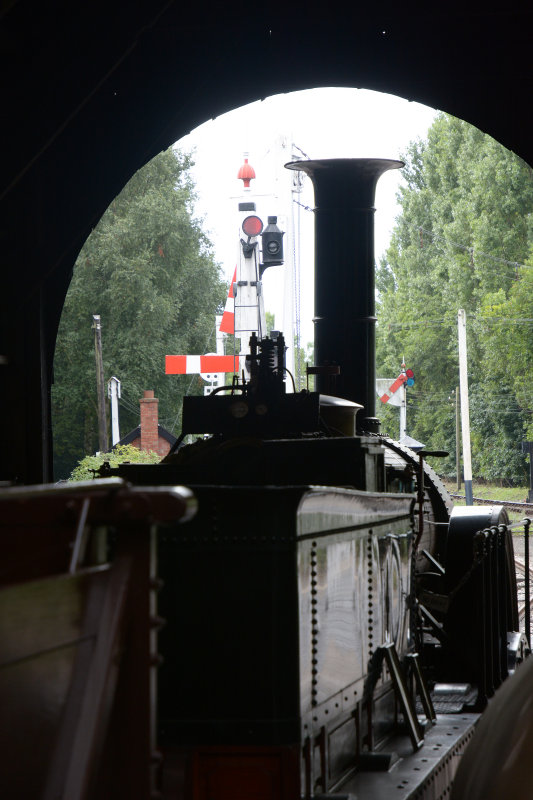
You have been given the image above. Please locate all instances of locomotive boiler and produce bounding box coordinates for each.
[114,159,522,798]
[0,159,524,799]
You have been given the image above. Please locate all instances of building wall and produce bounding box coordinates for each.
[128,434,172,459]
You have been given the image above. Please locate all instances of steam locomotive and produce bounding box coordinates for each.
[0,159,525,799]
[115,159,523,798]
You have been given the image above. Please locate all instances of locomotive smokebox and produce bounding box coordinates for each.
[285,158,403,432]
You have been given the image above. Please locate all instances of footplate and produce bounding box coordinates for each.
[336,713,479,800]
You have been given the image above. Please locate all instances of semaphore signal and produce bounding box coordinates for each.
[378,362,415,441]
[165,154,285,394]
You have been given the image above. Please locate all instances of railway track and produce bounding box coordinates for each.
[450,492,533,515]
[515,556,533,627]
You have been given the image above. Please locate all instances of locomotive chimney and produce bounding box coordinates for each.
[285,158,403,432]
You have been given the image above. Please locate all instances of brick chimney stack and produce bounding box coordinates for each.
[139,390,159,454]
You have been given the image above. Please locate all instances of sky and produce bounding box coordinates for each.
[176,88,437,346]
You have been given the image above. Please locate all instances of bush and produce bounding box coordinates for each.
[68,444,160,481]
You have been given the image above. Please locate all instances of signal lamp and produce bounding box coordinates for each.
[242,215,263,237]
[405,368,415,387]
[261,216,284,270]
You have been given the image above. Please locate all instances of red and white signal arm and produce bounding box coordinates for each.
[165,354,238,375]
[219,267,237,335]
[380,373,407,404]
[200,353,223,382]
[379,367,415,404]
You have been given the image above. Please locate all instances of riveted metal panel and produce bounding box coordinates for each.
[339,714,479,800]
[296,489,414,791]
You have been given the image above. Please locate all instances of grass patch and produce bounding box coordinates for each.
[442,480,529,504]
[439,478,530,527]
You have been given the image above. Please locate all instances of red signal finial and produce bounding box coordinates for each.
[237,153,256,190]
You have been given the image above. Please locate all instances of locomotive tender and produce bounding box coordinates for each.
[116,159,522,798]
[0,159,523,799]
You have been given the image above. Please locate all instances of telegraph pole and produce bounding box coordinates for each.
[92,314,108,452]
[455,386,461,491]
[458,309,473,505]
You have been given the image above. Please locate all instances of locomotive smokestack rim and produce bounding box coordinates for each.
[284,158,405,200]
[285,157,405,173]
[284,158,404,431]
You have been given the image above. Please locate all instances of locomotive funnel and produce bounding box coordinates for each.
[285,158,403,432]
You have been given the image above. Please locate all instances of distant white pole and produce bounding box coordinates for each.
[107,376,121,446]
[215,314,225,389]
[400,380,407,440]
[458,309,473,505]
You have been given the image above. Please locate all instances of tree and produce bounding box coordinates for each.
[376,114,533,483]
[52,148,226,479]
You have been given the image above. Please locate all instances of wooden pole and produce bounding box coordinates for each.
[92,315,108,453]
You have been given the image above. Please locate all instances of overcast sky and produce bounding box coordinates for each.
[176,88,437,344]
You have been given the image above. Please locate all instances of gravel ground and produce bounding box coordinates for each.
[512,530,532,643]
[513,530,531,562]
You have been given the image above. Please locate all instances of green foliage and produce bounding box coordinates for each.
[52,147,226,479]
[265,310,275,335]
[293,339,314,391]
[69,444,160,481]
[377,113,533,483]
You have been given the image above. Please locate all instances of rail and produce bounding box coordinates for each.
[451,492,533,514]
[510,517,533,649]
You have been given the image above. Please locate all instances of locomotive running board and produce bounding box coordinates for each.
[334,713,479,800]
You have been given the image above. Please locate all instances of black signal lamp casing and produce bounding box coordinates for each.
[261,216,284,271]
